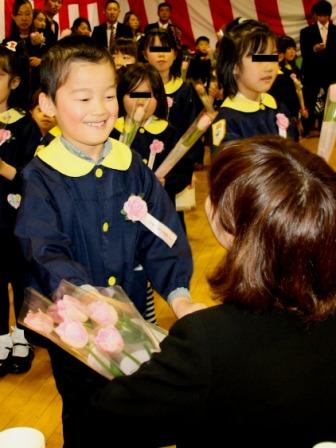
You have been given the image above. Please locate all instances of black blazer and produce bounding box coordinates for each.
[144,21,178,34]
[44,18,59,47]
[87,303,336,447]
[300,22,336,84]
[91,22,133,47]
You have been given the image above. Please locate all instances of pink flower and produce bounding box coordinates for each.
[122,195,148,221]
[0,129,11,146]
[166,96,173,109]
[276,113,289,130]
[196,113,212,132]
[94,326,124,354]
[56,295,89,322]
[87,301,118,326]
[24,310,54,334]
[54,320,89,348]
[47,303,64,324]
[149,139,164,154]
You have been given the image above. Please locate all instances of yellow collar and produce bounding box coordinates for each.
[37,137,132,177]
[49,125,62,137]
[0,108,24,124]
[221,92,277,112]
[164,77,184,94]
[115,116,168,135]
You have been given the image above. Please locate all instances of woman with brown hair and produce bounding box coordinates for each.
[87,135,336,448]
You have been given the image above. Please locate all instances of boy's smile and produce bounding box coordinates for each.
[50,60,118,161]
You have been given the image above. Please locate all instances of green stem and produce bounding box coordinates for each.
[88,347,124,377]
[122,349,142,366]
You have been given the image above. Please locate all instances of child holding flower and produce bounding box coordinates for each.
[15,35,203,448]
[113,62,194,322]
[0,44,41,377]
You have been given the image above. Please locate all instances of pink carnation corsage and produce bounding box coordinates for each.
[0,129,12,146]
[276,113,289,138]
[122,195,177,247]
[148,139,164,170]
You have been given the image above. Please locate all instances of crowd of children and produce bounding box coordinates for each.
[0,0,332,445]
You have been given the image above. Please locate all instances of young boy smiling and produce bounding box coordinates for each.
[15,35,203,447]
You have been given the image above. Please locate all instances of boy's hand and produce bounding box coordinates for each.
[171,296,207,319]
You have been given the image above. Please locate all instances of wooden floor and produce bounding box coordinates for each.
[0,139,320,447]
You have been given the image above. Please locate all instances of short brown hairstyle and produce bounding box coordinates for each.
[208,136,336,321]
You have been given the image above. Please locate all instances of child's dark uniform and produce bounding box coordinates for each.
[15,137,192,447]
[210,93,297,152]
[112,116,191,201]
[165,77,203,177]
[0,109,41,335]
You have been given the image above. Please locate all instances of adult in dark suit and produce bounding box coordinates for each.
[144,2,181,42]
[300,0,336,135]
[86,136,336,448]
[42,0,62,46]
[91,0,132,48]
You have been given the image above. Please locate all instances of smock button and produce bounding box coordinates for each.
[95,168,103,178]
[139,127,145,133]
[102,222,109,232]
[142,158,148,165]
[108,276,116,286]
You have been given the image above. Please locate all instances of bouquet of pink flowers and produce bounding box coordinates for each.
[19,281,166,379]
[155,109,217,179]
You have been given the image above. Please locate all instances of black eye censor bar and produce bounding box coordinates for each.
[129,92,152,98]
[252,54,279,62]
[149,46,171,52]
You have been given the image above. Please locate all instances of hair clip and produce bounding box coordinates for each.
[5,41,17,52]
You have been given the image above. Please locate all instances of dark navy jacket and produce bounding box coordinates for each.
[15,137,192,314]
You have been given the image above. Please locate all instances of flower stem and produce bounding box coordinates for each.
[122,349,141,366]
[88,348,124,377]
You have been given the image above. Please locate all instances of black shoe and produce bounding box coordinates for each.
[9,343,34,374]
[0,348,12,377]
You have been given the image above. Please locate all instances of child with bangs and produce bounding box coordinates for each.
[210,19,297,153]
[142,28,203,229]
[15,35,204,448]
[0,44,40,377]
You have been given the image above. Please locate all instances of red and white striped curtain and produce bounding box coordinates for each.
[1,0,333,49]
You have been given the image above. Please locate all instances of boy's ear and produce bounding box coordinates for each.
[10,76,21,91]
[39,92,56,117]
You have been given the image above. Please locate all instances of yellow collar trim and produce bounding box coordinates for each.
[0,108,24,124]
[165,77,184,94]
[115,116,168,135]
[221,92,277,112]
[37,137,132,177]
[49,126,62,137]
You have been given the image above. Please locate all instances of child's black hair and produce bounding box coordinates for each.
[195,36,210,46]
[40,35,115,102]
[277,35,296,54]
[117,62,168,120]
[216,19,277,98]
[0,45,30,110]
[141,28,182,79]
[110,38,138,59]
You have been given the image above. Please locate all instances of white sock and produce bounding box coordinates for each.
[11,327,29,357]
[0,333,12,360]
